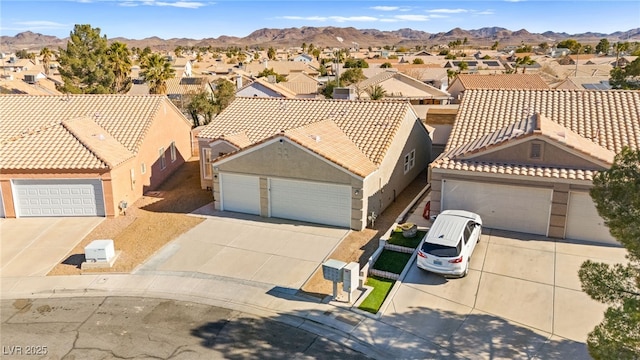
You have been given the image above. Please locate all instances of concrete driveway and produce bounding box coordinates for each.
[0,217,104,277]
[383,228,628,359]
[135,212,349,289]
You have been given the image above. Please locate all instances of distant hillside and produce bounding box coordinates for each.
[2,26,639,53]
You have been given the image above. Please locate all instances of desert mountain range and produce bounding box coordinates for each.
[2,26,639,52]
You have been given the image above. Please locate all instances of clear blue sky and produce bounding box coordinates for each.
[1,0,638,40]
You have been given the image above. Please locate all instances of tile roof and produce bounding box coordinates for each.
[238,78,298,98]
[0,95,179,170]
[432,89,640,180]
[198,97,414,176]
[165,77,212,96]
[356,71,450,99]
[452,74,550,90]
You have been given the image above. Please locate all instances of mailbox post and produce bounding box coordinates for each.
[342,262,360,303]
[322,259,346,300]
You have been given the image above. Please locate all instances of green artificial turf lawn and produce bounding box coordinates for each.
[387,230,427,248]
[358,276,395,314]
[372,249,413,274]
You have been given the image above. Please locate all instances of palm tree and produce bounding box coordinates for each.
[107,41,132,93]
[140,53,175,94]
[39,47,53,75]
[515,55,536,74]
[366,85,386,100]
[457,60,469,73]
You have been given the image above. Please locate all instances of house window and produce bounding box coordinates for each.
[404,149,416,174]
[530,142,544,160]
[159,147,166,170]
[141,163,146,174]
[202,148,213,179]
[170,141,177,162]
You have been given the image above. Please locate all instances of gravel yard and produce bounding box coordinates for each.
[48,159,213,275]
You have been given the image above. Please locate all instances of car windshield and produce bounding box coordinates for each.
[421,241,461,257]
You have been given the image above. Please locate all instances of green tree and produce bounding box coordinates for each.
[312,48,321,61]
[39,47,53,75]
[301,42,307,53]
[344,58,369,68]
[321,80,338,99]
[365,84,386,100]
[614,42,631,67]
[457,60,469,73]
[339,68,366,86]
[412,58,424,64]
[515,55,536,74]
[267,47,276,60]
[447,69,457,83]
[57,24,115,94]
[579,147,640,359]
[610,57,640,89]
[491,41,499,50]
[106,41,132,94]
[175,46,183,58]
[257,68,287,83]
[380,62,392,68]
[557,39,583,54]
[212,78,235,113]
[139,53,175,94]
[538,42,550,51]
[186,90,217,127]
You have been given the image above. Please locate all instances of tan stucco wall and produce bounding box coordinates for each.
[211,139,365,229]
[471,139,607,170]
[0,98,193,219]
[363,115,431,226]
[198,139,239,189]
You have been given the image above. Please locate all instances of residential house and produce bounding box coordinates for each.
[197,97,431,230]
[429,89,640,245]
[235,77,297,99]
[353,70,451,105]
[172,57,193,77]
[553,76,611,90]
[447,73,550,103]
[165,76,214,111]
[293,54,314,63]
[278,72,322,99]
[0,95,193,218]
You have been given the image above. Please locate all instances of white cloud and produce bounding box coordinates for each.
[371,6,399,11]
[118,0,207,8]
[1,20,70,33]
[428,8,469,14]
[394,14,431,21]
[281,15,377,23]
[475,10,495,15]
[504,0,525,2]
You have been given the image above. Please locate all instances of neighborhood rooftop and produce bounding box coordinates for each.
[433,89,640,181]
[0,94,183,170]
[197,97,414,169]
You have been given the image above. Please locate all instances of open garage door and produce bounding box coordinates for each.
[442,179,552,235]
[566,192,618,245]
[13,179,105,217]
[269,178,351,228]
[220,173,261,215]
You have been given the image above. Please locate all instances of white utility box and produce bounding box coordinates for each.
[84,239,115,262]
[342,262,360,293]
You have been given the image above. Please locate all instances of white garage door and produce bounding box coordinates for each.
[13,179,105,217]
[442,179,552,235]
[566,192,618,245]
[220,173,260,215]
[270,178,351,228]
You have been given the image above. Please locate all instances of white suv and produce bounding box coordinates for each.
[416,210,482,278]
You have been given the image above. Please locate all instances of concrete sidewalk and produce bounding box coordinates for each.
[0,271,454,359]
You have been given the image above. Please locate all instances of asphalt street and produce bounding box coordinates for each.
[1,296,369,360]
